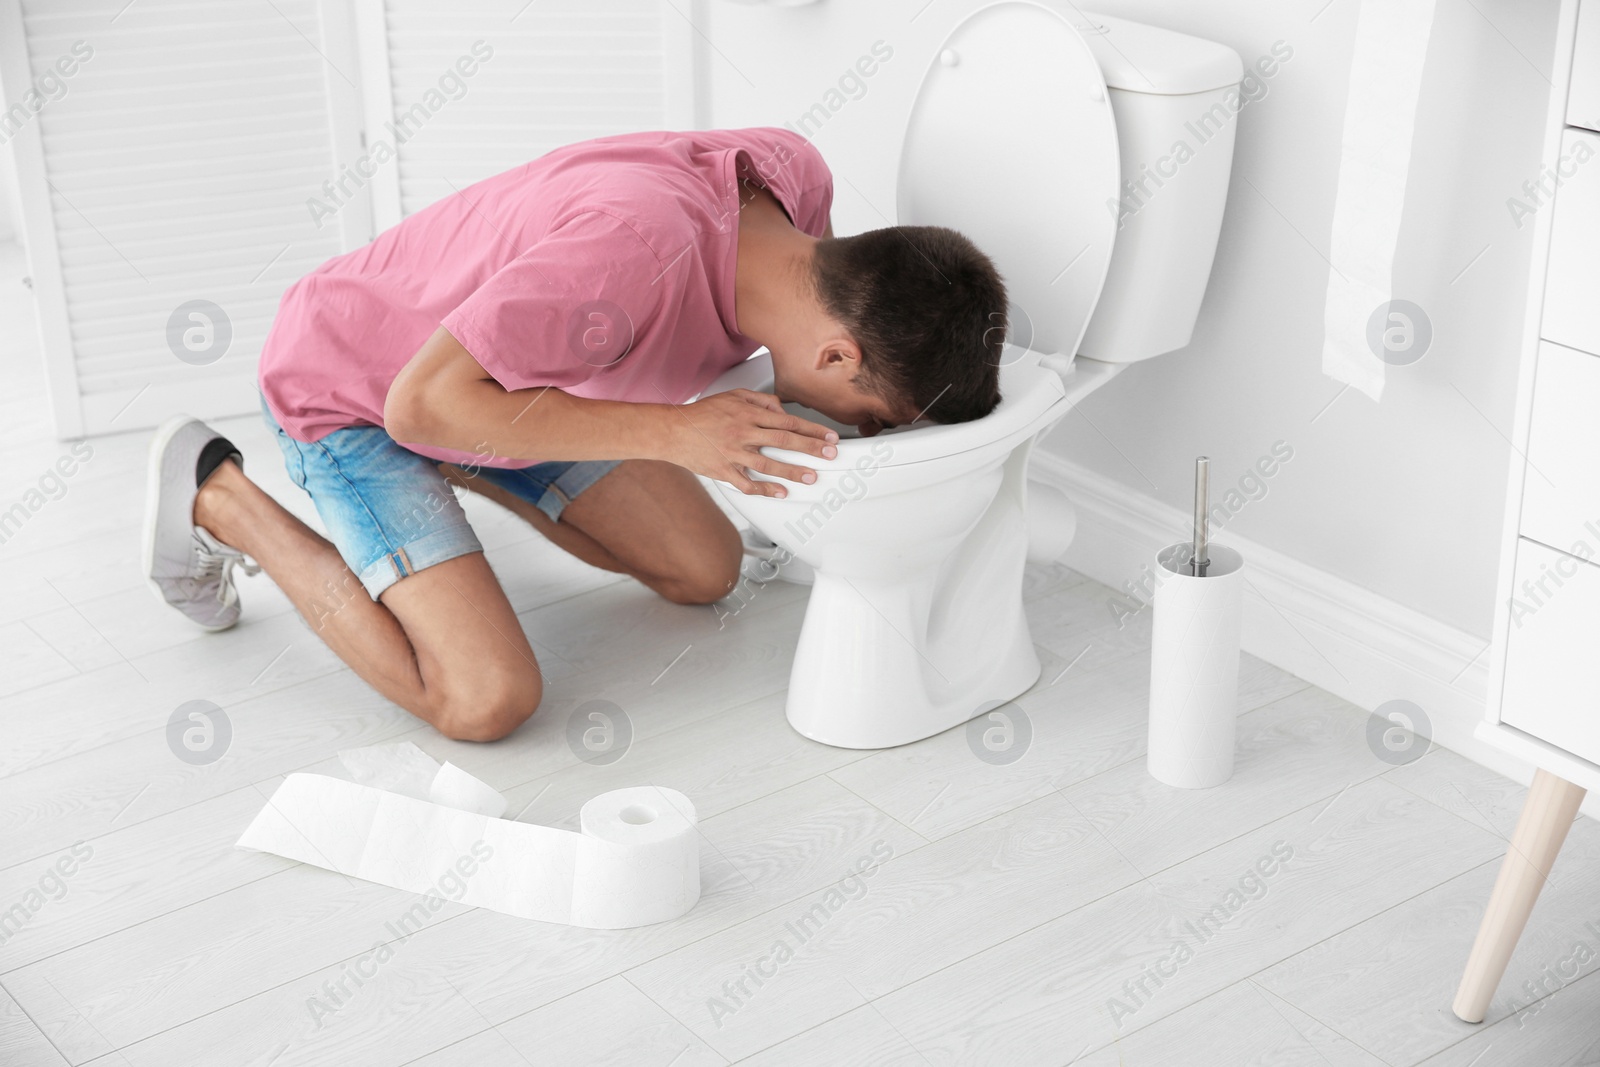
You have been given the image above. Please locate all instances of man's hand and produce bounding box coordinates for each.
[666,388,838,498]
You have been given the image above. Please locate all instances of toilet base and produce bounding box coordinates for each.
[782,569,1043,750]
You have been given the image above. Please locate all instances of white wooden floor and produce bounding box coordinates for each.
[3,237,1598,1066]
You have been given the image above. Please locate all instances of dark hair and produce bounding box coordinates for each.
[810,225,1005,424]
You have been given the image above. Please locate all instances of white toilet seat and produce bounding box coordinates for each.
[700,345,1127,479]
[747,354,1064,480]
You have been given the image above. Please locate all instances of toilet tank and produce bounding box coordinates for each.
[1074,13,1244,364]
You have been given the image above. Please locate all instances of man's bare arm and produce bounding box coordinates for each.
[384,326,837,498]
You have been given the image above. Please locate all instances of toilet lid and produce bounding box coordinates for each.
[897,1,1120,362]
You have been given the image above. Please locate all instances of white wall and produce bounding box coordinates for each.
[0,148,19,245]
[0,61,23,246]
[701,0,1557,648]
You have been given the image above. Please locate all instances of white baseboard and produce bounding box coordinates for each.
[1028,450,1593,815]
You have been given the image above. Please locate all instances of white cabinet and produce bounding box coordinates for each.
[1501,539,1600,765]
[1520,341,1600,553]
[1476,0,1600,801]
[1540,128,1600,355]
[1456,0,1600,1027]
[1569,0,1600,131]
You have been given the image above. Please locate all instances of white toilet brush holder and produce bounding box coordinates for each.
[1147,457,1245,789]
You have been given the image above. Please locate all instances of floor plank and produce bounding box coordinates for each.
[7,862,467,1062]
[0,783,293,971]
[729,1003,930,1067]
[0,985,67,1067]
[0,669,416,860]
[1026,576,1158,676]
[456,977,726,1067]
[0,623,77,701]
[1057,684,1392,873]
[1257,785,1600,1065]
[490,689,873,835]
[829,648,1306,843]
[627,792,1146,1061]
[1415,967,1600,1067]
[1071,978,1389,1066]
[856,777,1506,1065]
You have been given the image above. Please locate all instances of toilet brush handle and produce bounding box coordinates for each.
[1192,457,1209,577]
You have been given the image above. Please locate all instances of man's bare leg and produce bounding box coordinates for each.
[194,459,541,741]
[440,465,632,577]
[442,459,743,605]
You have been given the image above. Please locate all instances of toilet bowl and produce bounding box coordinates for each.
[706,346,1124,748]
[704,3,1243,749]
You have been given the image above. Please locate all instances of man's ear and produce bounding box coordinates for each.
[814,334,863,373]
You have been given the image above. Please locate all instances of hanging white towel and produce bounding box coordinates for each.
[1320,0,1438,401]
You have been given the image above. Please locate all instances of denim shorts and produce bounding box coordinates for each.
[261,398,621,600]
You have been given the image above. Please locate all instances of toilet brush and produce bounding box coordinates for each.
[1147,456,1246,788]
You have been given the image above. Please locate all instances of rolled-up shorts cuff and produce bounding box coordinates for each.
[533,459,622,522]
[354,521,484,601]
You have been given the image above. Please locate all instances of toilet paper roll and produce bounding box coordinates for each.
[335,740,508,817]
[337,739,442,801]
[1147,541,1245,789]
[429,761,509,818]
[236,744,699,929]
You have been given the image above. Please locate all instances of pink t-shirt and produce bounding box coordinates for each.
[257,127,833,468]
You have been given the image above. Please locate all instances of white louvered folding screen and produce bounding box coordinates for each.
[1,0,363,437]
[4,0,696,439]
[355,0,697,228]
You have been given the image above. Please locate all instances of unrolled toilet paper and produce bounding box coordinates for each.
[1147,542,1245,789]
[1320,0,1438,401]
[236,742,700,929]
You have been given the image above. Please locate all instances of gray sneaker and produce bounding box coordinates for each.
[143,416,260,631]
[738,527,814,586]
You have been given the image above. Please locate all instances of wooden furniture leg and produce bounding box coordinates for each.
[1453,768,1587,1023]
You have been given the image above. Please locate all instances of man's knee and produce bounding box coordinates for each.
[434,664,542,741]
[654,537,742,606]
